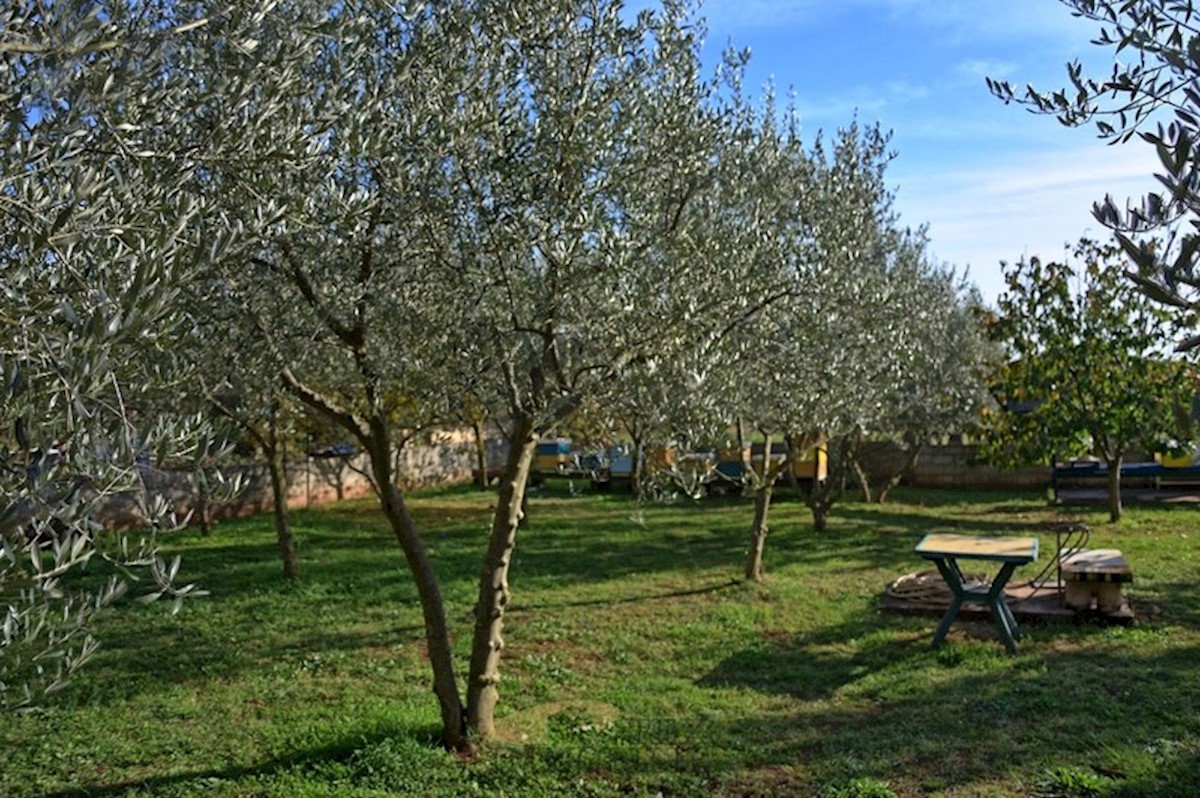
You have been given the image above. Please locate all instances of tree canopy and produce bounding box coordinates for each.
[0,0,254,708]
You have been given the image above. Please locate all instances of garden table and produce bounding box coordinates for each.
[914,533,1039,655]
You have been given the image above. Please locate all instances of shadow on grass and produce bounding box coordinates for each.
[41,725,443,798]
[509,577,742,613]
[1131,580,1200,628]
[691,631,1200,795]
[699,615,931,701]
[832,504,1060,537]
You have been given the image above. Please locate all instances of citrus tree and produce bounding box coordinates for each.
[983,238,1193,521]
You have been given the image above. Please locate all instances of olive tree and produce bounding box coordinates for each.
[783,123,914,534]
[716,117,914,577]
[406,0,756,741]
[845,245,996,504]
[0,2,263,708]
[197,366,303,580]
[182,0,762,746]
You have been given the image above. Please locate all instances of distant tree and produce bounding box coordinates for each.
[787,123,913,535]
[982,238,1193,522]
[988,0,1200,344]
[202,378,303,581]
[847,249,997,504]
[720,116,918,576]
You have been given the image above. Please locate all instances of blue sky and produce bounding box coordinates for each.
[690,0,1162,305]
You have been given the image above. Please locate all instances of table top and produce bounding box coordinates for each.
[915,533,1039,564]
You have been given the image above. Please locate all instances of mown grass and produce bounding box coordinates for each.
[2,484,1198,797]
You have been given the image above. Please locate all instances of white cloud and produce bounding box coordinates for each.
[893,142,1165,304]
[877,0,1085,43]
[789,80,931,126]
[697,0,827,31]
[957,58,1017,81]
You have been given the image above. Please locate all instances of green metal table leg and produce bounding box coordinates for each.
[988,562,1020,654]
[930,557,963,648]
[928,558,1023,654]
[999,597,1020,640]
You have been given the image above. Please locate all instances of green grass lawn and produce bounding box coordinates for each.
[3,484,1198,797]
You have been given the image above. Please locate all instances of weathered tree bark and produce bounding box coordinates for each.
[266,429,300,581]
[743,430,776,581]
[810,502,831,532]
[472,419,489,490]
[802,434,848,532]
[1106,455,1123,522]
[849,454,873,504]
[737,419,753,492]
[744,480,773,581]
[466,413,539,738]
[333,460,346,501]
[365,432,468,748]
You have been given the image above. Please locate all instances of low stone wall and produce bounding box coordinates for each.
[856,437,1050,491]
[98,431,508,529]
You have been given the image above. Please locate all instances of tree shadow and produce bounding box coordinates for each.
[40,725,441,797]
[689,627,1200,794]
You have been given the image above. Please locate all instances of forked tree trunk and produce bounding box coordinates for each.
[285,370,468,750]
[803,435,847,532]
[744,480,773,581]
[466,414,539,738]
[1106,455,1123,522]
[267,440,300,581]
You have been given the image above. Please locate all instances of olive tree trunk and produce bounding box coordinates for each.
[365,431,467,748]
[744,430,777,581]
[284,372,468,749]
[472,419,489,490]
[1106,455,1123,522]
[849,454,873,504]
[631,434,645,497]
[802,434,849,532]
[195,469,214,536]
[266,435,300,581]
[744,480,774,581]
[875,442,923,505]
[466,413,539,737]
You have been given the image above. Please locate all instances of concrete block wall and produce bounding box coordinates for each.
[856,437,1050,491]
